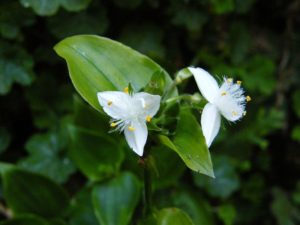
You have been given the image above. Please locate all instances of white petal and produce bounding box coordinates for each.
[97,91,131,119]
[124,120,148,156]
[132,92,161,117]
[201,103,221,147]
[188,67,219,103]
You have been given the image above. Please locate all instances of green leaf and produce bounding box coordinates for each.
[69,97,124,180]
[157,208,195,225]
[271,188,300,225]
[92,172,141,225]
[143,70,166,96]
[171,191,215,225]
[20,0,60,16]
[159,107,214,177]
[0,127,10,154]
[20,0,92,16]
[60,0,92,11]
[193,155,239,199]
[69,125,124,181]
[151,145,186,189]
[69,188,99,225]
[0,43,34,95]
[0,162,14,175]
[3,168,69,218]
[18,130,75,183]
[54,35,175,111]
[209,0,235,14]
[217,204,236,225]
[0,2,35,39]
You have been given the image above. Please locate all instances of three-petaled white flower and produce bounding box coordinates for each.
[97,88,161,156]
[188,67,251,147]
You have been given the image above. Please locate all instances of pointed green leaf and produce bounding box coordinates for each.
[3,168,69,218]
[157,208,195,225]
[54,35,175,111]
[159,107,214,177]
[92,172,141,225]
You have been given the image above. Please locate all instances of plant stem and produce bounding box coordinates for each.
[143,157,152,216]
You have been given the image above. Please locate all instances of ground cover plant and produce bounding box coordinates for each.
[1,0,300,225]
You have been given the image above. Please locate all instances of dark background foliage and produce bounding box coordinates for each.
[1,0,300,224]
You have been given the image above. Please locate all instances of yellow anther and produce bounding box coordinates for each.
[227,78,233,83]
[128,126,135,131]
[107,101,113,106]
[110,122,117,127]
[246,96,251,102]
[237,80,242,85]
[221,92,227,96]
[146,115,152,122]
[243,111,247,116]
[124,87,129,93]
[232,111,238,116]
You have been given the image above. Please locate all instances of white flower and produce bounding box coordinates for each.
[97,88,161,156]
[188,67,251,147]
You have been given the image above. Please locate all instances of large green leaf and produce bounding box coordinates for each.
[69,97,124,181]
[69,125,124,181]
[159,107,214,177]
[3,168,69,218]
[54,35,175,111]
[157,208,195,225]
[92,172,141,225]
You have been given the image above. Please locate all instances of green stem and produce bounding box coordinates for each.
[143,157,152,216]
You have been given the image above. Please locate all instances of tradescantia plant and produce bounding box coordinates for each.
[53,34,249,224]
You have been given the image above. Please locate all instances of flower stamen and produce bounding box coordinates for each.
[128,126,135,131]
[243,111,247,116]
[237,80,242,85]
[110,122,117,127]
[124,87,129,94]
[232,111,238,116]
[107,101,113,106]
[146,115,152,122]
[227,78,233,83]
[221,92,227,96]
[246,96,251,102]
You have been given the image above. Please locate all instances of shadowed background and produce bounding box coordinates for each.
[1,0,300,225]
